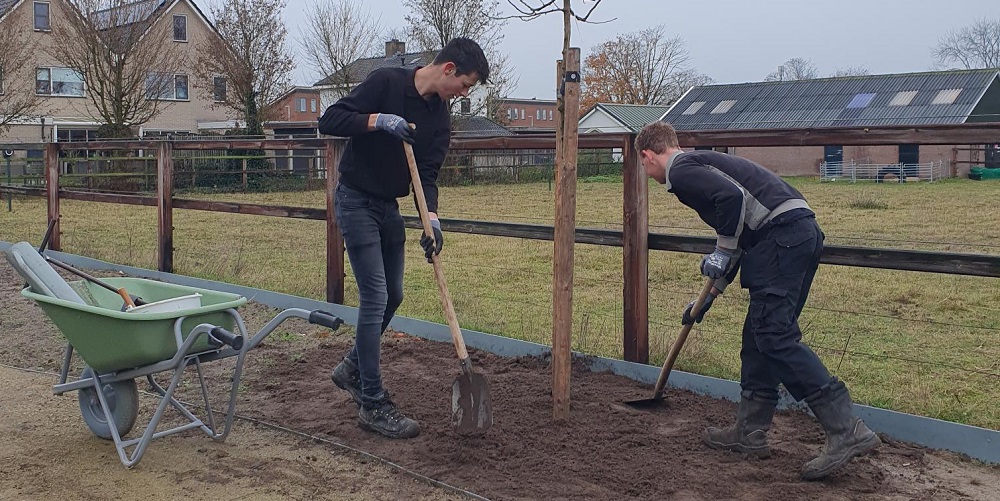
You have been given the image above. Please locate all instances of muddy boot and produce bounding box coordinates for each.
[703,391,776,458]
[330,357,363,407]
[359,392,420,439]
[802,381,880,480]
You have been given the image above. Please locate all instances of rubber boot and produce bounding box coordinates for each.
[704,391,776,458]
[802,380,880,480]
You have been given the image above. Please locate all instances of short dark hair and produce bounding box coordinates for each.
[433,38,490,84]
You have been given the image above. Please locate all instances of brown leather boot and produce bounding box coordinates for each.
[802,381,880,480]
[704,393,776,458]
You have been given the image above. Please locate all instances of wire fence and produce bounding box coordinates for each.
[820,160,947,182]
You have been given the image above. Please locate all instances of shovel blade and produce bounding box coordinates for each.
[623,396,668,410]
[451,371,493,435]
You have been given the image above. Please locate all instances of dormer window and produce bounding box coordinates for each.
[34,2,51,31]
[173,15,187,42]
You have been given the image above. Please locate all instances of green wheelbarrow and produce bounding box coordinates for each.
[8,243,344,468]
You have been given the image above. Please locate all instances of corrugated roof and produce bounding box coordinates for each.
[662,69,1000,130]
[314,51,437,87]
[595,103,672,131]
[452,116,513,137]
[92,0,164,29]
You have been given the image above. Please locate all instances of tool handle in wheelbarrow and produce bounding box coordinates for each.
[308,310,344,330]
[208,326,244,350]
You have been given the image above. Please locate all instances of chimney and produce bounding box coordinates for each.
[386,39,406,57]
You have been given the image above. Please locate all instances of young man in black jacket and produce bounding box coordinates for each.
[318,38,489,439]
[634,121,880,480]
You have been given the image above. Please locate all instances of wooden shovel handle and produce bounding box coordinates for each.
[117,288,136,309]
[403,136,470,363]
[651,277,715,398]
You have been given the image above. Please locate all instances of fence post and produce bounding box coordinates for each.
[622,133,649,364]
[325,139,345,304]
[950,148,958,178]
[157,141,173,272]
[242,158,247,191]
[45,143,61,251]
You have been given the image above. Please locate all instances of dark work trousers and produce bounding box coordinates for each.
[334,183,406,406]
[738,215,834,403]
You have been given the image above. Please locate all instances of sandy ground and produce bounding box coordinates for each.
[2,261,999,500]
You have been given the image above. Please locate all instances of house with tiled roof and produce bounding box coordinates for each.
[661,69,1000,177]
[578,103,672,133]
[313,39,436,110]
[0,0,234,143]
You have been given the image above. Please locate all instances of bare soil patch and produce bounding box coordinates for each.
[1,261,998,500]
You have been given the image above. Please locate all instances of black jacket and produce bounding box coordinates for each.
[666,150,812,250]
[318,67,450,213]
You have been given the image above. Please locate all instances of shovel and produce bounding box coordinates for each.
[403,137,493,435]
[625,277,715,410]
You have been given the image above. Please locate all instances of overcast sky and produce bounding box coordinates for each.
[282,0,996,98]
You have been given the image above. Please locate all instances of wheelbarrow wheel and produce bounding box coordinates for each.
[78,367,139,440]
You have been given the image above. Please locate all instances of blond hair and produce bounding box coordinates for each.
[634,121,679,154]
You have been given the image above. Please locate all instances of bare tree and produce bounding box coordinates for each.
[581,25,711,110]
[830,66,870,77]
[47,0,187,137]
[765,57,818,82]
[197,0,295,134]
[933,17,1000,69]
[298,0,383,88]
[0,8,42,132]
[403,0,518,122]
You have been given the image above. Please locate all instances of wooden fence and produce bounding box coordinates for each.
[4,123,1000,364]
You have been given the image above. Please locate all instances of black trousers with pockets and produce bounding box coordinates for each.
[738,215,835,403]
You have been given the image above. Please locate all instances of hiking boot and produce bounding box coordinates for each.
[358,393,420,439]
[330,357,362,407]
[704,391,776,458]
[802,380,881,480]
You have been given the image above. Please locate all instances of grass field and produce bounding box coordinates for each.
[1,177,998,429]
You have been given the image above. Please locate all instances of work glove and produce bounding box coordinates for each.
[700,246,737,279]
[681,293,716,325]
[374,113,415,144]
[420,219,443,263]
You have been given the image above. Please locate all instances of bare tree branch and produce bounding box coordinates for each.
[46,0,187,136]
[0,8,43,132]
[933,17,1000,69]
[297,0,383,89]
[196,0,295,133]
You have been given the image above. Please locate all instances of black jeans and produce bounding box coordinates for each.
[738,216,834,403]
[334,183,405,406]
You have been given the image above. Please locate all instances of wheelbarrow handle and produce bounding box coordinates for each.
[308,310,344,331]
[208,326,244,351]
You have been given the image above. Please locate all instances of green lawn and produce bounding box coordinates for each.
[2,177,998,429]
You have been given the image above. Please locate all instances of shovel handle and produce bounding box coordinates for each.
[402,131,470,362]
[117,288,136,309]
[650,277,715,399]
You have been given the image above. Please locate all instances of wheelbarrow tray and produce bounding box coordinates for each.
[23,277,247,373]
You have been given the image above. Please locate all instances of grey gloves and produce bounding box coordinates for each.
[374,113,415,144]
[700,246,737,279]
[420,219,443,263]
[682,293,716,325]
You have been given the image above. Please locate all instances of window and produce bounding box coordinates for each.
[932,88,961,105]
[212,76,227,102]
[846,93,876,109]
[34,2,50,31]
[0,65,4,95]
[36,68,85,97]
[297,97,306,112]
[682,101,705,115]
[547,110,553,120]
[145,73,188,100]
[889,91,917,107]
[173,15,187,42]
[536,109,542,120]
[520,108,525,120]
[710,100,737,114]
[310,99,317,113]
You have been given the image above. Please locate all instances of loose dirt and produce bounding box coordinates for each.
[2,261,998,500]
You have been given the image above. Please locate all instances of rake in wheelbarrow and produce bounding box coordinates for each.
[5,241,345,468]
